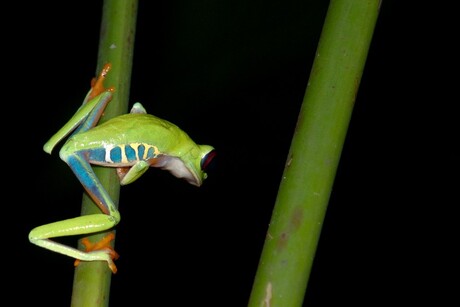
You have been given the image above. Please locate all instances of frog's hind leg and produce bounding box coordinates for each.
[62,151,120,219]
[43,92,113,154]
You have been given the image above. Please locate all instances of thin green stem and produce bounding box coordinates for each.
[248,1,381,306]
[70,1,138,306]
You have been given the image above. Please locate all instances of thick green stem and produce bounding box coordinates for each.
[70,1,138,306]
[248,1,381,306]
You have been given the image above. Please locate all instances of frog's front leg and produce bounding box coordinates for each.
[29,150,121,273]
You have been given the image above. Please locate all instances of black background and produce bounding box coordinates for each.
[4,1,455,306]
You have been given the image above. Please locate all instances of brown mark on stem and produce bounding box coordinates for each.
[276,206,304,251]
[262,282,272,307]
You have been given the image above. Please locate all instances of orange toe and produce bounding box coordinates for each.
[88,63,114,100]
[74,232,119,273]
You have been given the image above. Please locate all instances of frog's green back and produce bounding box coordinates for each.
[63,113,194,155]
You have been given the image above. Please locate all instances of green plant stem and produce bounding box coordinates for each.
[70,1,138,306]
[248,1,381,306]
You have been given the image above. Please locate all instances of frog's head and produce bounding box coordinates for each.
[156,145,216,186]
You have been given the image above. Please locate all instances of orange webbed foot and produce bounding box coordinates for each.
[74,232,119,273]
[88,63,115,101]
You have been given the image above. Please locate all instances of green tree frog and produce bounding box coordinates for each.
[29,63,216,273]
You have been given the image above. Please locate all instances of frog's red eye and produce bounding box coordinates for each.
[201,150,216,171]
